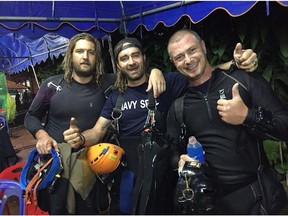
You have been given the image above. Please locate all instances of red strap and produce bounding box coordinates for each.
[33,178,42,206]
[24,157,53,214]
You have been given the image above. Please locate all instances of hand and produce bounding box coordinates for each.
[178,154,198,174]
[147,68,166,97]
[234,43,258,72]
[63,117,82,148]
[35,130,58,154]
[217,83,248,125]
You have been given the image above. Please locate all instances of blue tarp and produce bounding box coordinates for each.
[0,1,288,74]
[0,33,69,73]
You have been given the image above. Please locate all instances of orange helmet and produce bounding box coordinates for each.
[87,143,125,174]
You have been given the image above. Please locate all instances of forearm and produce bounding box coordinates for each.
[217,60,233,70]
[81,117,111,147]
[81,128,106,147]
[243,107,288,141]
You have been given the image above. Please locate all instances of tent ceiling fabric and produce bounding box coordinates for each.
[0,1,262,38]
[1,1,288,74]
[0,33,69,74]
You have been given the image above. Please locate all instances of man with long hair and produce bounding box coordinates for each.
[25,33,115,214]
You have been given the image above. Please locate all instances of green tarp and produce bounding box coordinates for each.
[0,72,16,122]
[0,72,8,118]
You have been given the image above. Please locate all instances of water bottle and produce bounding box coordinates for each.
[187,136,205,162]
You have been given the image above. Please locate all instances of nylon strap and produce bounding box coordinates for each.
[132,91,158,214]
[24,157,53,214]
[132,142,145,214]
[147,90,156,111]
[111,93,124,134]
[144,91,156,129]
[112,92,124,119]
[137,138,155,214]
[175,95,184,126]
[174,95,187,149]
[119,170,134,213]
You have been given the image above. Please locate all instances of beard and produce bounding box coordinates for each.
[124,71,143,81]
[73,63,95,77]
[122,64,146,81]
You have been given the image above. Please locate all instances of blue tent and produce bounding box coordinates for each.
[0,1,288,75]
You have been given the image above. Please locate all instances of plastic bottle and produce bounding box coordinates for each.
[187,136,205,162]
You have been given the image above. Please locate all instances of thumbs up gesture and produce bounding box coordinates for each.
[217,83,248,125]
[70,117,78,129]
[63,117,81,148]
[233,43,258,72]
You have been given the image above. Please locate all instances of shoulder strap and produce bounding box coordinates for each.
[112,92,124,120]
[101,73,116,98]
[174,95,187,150]
[144,91,156,129]
[111,92,124,135]
[147,91,156,111]
[175,95,186,137]
[175,95,184,126]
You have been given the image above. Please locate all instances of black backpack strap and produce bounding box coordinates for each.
[112,92,124,118]
[147,91,156,111]
[144,91,156,129]
[111,93,124,134]
[102,92,124,144]
[101,73,116,98]
[174,95,187,149]
[175,96,186,135]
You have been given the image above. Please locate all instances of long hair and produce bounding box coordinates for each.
[62,33,104,84]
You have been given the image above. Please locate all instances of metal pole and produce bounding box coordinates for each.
[30,64,40,88]
[108,34,117,74]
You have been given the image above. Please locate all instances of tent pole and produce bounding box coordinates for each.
[30,65,40,88]
[108,34,117,74]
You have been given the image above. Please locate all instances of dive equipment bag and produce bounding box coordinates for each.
[175,160,218,214]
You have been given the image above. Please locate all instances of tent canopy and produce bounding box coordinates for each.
[1,1,288,74]
[0,33,69,74]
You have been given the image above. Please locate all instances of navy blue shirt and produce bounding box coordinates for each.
[101,72,187,136]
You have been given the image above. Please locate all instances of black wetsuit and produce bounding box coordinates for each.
[25,73,115,142]
[167,68,288,214]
